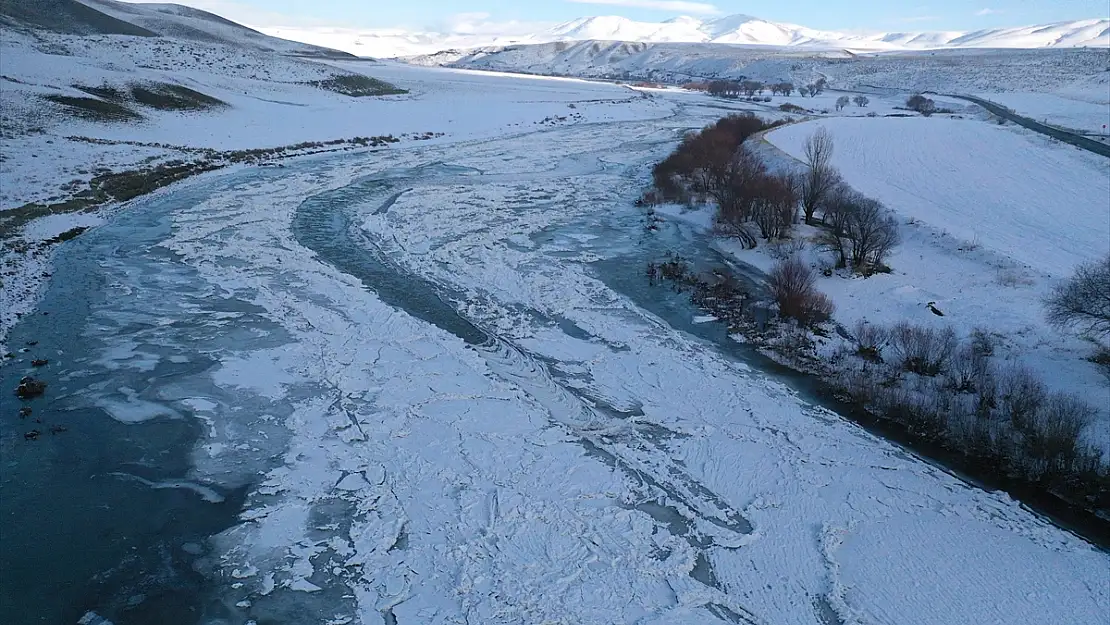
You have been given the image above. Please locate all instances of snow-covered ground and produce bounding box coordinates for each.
[3,22,1109,623]
[761,116,1109,449]
[981,90,1110,135]
[769,117,1108,278]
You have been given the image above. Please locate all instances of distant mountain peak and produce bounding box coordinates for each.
[663,16,702,25]
[251,11,1109,58]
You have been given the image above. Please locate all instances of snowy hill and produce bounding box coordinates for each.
[409,39,1109,97]
[0,1,408,210]
[0,0,354,57]
[262,14,1110,58]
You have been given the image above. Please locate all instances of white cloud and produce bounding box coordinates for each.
[975,8,1003,16]
[566,0,721,15]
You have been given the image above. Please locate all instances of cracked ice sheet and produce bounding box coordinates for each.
[353,108,1109,623]
[124,83,1108,624]
[159,154,747,622]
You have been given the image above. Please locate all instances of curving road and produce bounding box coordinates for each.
[940,93,1110,158]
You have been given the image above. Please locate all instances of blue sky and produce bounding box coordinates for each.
[172,0,1109,32]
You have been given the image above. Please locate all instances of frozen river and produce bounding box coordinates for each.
[2,70,1106,625]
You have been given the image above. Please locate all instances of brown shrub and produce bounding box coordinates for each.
[768,257,834,325]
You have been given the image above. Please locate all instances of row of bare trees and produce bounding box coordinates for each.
[834,321,1106,503]
[651,114,805,248]
[704,80,805,98]
[652,120,901,274]
[704,80,798,98]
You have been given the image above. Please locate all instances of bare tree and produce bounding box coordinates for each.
[750,173,799,239]
[835,95,850,111]
[815,183,855,266]
[740,80,764,97]
[799,128,837,225]
[798,86,809,97]
[907,94,936,116]
[1045,255,1110,339]
[708,80,741,98]
[853,95,870,107]
[843,196,901,272]
[710,145,766,248]
[817,186,900,273]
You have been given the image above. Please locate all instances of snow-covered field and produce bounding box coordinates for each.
[769,117,1108,277]
[3,21,1109,624]
[981,90,1110,135]
[763,116,1109,448]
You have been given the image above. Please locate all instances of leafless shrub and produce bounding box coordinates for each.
[851,319,890,362]
[843,197,901,273]
[710,145,767,248]
[948,409,1001,456]
[889,323,957,376]
[766,237,807,260]
[996,364,1047,435]
[774,321,816,361]
[945,342,993,393]
[1045,255,1110,339]
[969,327,995,358]
[767,257,834,325]
[825,318,1105,506]
[837,365,880,403]
[1020,392,1096,478]
[996,268,1034,288]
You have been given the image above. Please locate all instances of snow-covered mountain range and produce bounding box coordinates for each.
[261,14,1110,59]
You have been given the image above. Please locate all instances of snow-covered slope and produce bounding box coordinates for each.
[267,14,1110,58]
[75,0,352,56]
[0,0,354,57]
[417,40,1109,97]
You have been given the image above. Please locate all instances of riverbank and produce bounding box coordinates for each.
[641,155,1109,546]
